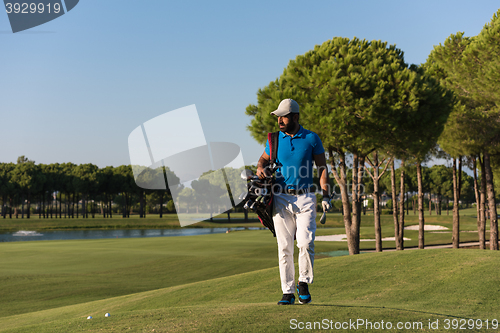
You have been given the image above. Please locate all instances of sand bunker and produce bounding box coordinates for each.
[316,234,411,242]
[404,224,449,231]
[316,225,449,242]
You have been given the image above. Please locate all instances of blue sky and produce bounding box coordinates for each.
[1,0,499,168]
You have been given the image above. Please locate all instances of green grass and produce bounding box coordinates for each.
[0,207,493,331]
[0,231,281,318]
[0,246,499,332]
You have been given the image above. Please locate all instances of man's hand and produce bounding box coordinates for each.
[257,151,271,179]
[257,166,272,179]
[321,196,332,212]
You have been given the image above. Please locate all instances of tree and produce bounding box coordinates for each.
[0,163,15,218]
[386,64,453,250]
[60,163,77,218]
[73,164,99,218]
[247,37,453,254]
[115,165,139,218]
[364,151,391,252]
[11,157,43,219]
[429,11,500,249]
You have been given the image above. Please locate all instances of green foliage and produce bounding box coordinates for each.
[166,199,175,212]
[429,11,500,157]
[247,37,453,162]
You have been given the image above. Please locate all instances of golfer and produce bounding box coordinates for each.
[256,98,331,305]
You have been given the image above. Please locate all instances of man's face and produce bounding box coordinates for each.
[278,113,298,133]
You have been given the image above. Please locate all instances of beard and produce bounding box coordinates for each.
[279,119,298,133]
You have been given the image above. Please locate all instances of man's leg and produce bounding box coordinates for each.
[273,194,296,295]
[295,193,317,284]
[294,193,316,304]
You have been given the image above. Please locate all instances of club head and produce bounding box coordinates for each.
[238,192,248,200]
[244,200,253,210]
[241,169,255,180]
[319,211,326,224]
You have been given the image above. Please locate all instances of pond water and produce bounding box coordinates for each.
[0,227,263,242]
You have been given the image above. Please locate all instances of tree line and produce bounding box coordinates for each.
[1,154,482,224]
[246,10,500,253]
[0,157,251,221]
[0,157,174,219]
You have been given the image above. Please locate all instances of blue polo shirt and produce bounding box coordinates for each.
[265,126,325,190]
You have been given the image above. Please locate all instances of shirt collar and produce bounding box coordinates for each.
[281,125,304,138]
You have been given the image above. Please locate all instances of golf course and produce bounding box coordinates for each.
[1,210,499,332]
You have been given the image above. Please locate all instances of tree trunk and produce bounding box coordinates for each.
[479,156,486,249]
[329,149,357,254]
[140,192,145,218]
[81,196,85,218]
[406,192,409,216]
[26,191,31,219]
[351,154,360,241]
[417,163,425,249]
[372,152,382,252]
[109,198,112,218]
[484,151,498,250]
[122,193,127,218]
[398,161,405,250]
[473,156,485,249]
[452,158,460,248]
[42,193,45,218]
[159,192,163,218]
[429,193,432,215]
[354,155,364,234]
[365,153,391,253]
[390,160,400,250]
[127,193,131,218]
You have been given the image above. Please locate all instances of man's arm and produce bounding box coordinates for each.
[256,151,271,179]
[314,152,330,197]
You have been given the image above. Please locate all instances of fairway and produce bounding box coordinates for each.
[1,245,499,332]
[1,223,500,333]
[0,208,492,333]
[0,231,280,318]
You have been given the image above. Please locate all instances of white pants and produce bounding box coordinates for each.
[273,192,317,294]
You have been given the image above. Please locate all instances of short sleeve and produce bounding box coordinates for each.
[312,133,325,155]
[265,138,270,155]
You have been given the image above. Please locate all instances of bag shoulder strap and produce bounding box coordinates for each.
[268,131,279,165]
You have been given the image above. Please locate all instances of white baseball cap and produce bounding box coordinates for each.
[270,99,300,116]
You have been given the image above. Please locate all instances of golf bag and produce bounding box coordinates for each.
[242,132,280,237]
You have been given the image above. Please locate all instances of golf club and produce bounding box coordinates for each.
[319,211,326,224]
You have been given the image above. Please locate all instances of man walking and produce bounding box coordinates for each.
[256,98,331,305]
